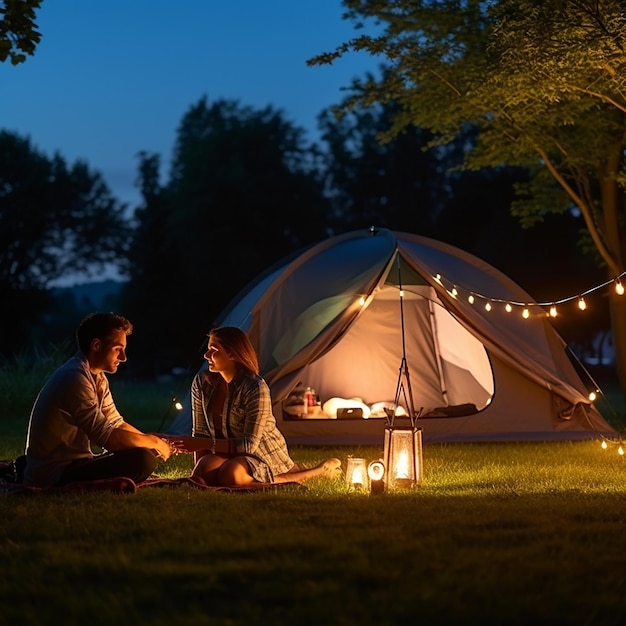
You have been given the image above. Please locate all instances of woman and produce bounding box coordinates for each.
[170,326,341,486]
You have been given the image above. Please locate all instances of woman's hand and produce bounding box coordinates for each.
[165,437,188,454]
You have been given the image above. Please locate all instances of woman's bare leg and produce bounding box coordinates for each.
[192,453,229,485]
[197,456,342,486]
[274,457,341,484]
[217,457,255,486]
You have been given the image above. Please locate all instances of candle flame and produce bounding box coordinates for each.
[351,466,364,485]
[395,450,410,479]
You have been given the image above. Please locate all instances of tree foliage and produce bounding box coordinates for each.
[0,130,132,355]
[123,98,332,374]
[309,0,626,392]
[0,131,131,289]
[0,0,42,64]
[167,97,329,272]
[318,102,441,234]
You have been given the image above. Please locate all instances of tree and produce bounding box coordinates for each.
[318,102,441,234]
[0,0,42,64]
[121,151,186,377]
[309,0,626,393]
[123,97,331,374]
[0,130,132,356]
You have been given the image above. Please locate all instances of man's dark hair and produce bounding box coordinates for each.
[76,312,133,353]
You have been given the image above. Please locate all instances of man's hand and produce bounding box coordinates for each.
[153,437,175,461]
[107,428,175,461]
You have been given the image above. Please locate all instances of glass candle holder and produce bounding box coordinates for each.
[345,456,367,492]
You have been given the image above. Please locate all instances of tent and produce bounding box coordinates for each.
[171,227,616,445]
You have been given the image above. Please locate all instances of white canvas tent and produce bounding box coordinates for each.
[171,228,616,445]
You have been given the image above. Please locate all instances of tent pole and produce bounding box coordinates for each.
[390,253,422,428]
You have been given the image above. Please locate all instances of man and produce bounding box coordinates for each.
[23,312,173,487]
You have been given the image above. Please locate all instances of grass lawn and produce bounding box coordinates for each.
[2,373,626,625]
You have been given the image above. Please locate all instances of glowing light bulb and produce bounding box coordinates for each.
[578,297,587,311]
[468,294,475,304]
[367,460,385,481]
[368,460,385,494]
[619,446,624,456]
[616,279,625,296]
[522,308,530,319]
[399,289,404,298]
[601,440,608,449]
[549,306,557,317]
[435,274,442,284]
[505,303,512,313]
[359,296,365,306]
[588,391,597,402]
[451,287,458,298]
[485,302,492,312]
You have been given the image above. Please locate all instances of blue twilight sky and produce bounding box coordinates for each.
[2,0,379,209]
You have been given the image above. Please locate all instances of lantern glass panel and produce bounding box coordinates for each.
[383,426,423,490]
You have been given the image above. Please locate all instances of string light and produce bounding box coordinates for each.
[590,387,626,458]
[599,437,626,457]
[428,270,625,319]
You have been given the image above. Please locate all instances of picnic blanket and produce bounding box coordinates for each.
[0,459,305,495]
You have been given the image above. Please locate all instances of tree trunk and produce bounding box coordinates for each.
[608,289,626,401]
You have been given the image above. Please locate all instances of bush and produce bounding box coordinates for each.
[0,342,72,417]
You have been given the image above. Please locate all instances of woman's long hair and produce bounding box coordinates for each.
[209,326,260,376]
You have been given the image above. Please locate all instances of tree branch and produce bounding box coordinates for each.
[533,143,621,275]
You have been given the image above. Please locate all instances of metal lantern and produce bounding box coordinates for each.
[382,254,424,492]
[383,425,423,490]
[345,456,367,492]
